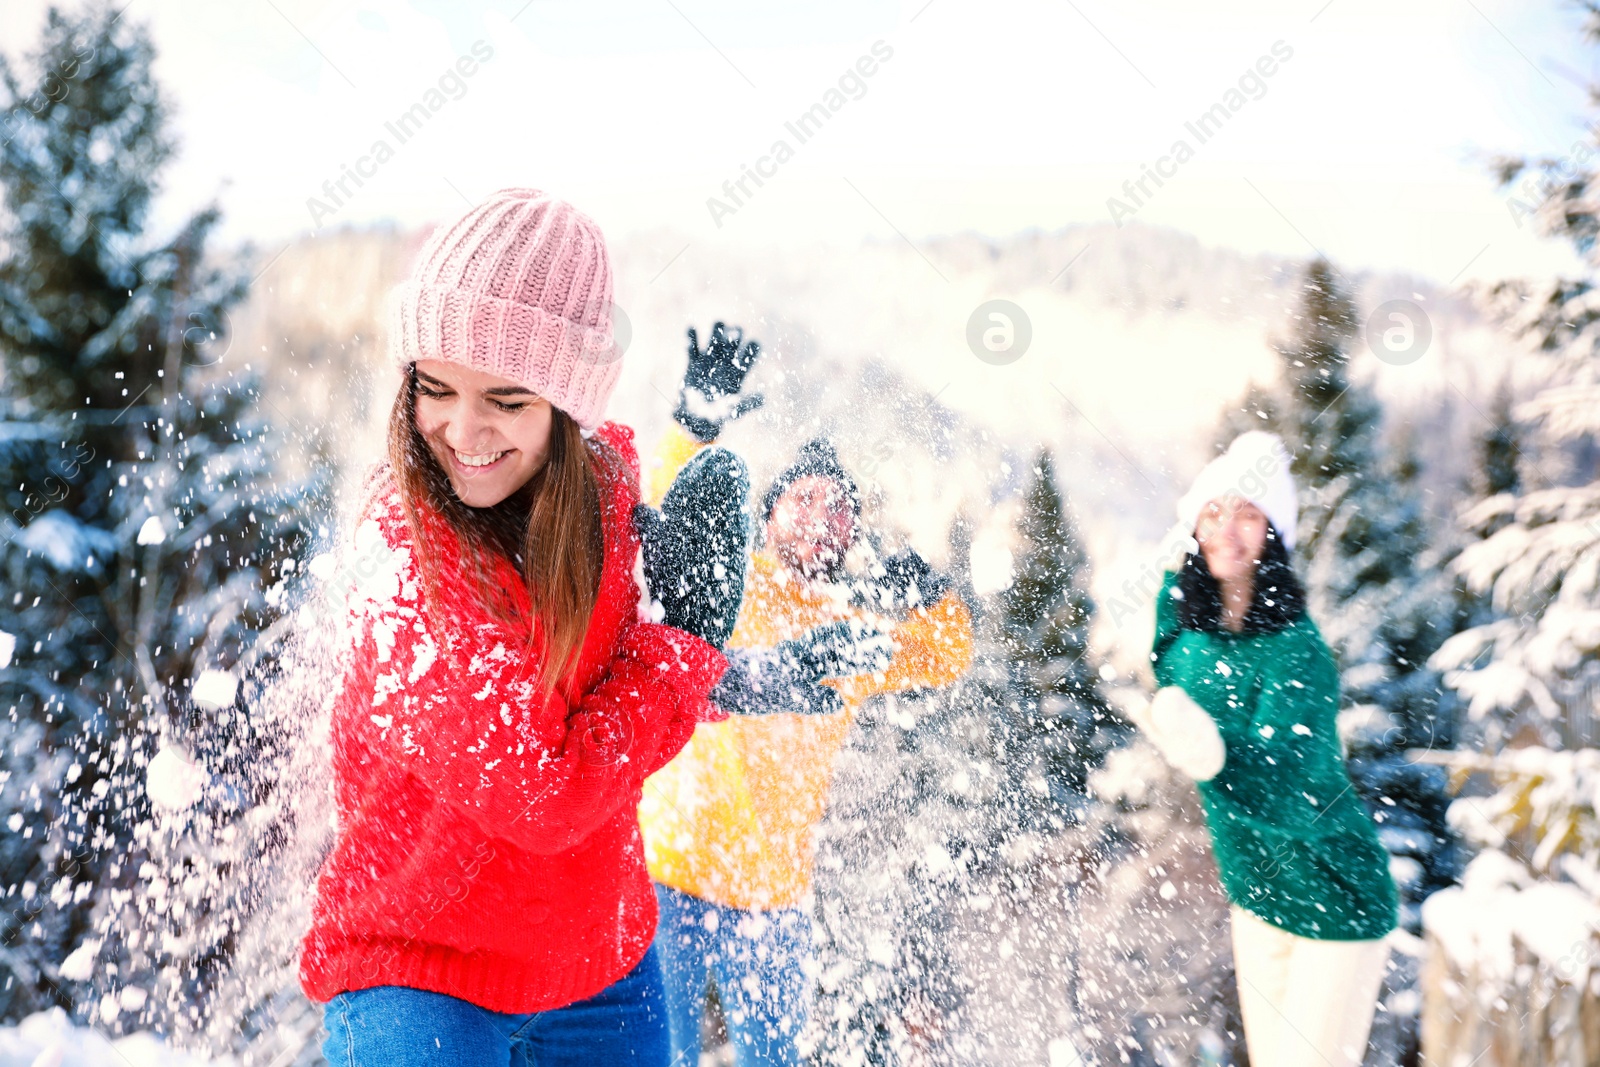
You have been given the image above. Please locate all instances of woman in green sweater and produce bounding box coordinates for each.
[1144,431,1397,1067]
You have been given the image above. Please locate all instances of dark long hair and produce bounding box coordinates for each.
[1176,521,1306,634]
[386,365,630,698]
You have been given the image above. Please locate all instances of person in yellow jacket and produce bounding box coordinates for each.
[638,323,975,1066]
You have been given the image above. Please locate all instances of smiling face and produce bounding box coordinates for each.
[410,359,554,508]
[1195,496,1269,584]
[766,474,856,580]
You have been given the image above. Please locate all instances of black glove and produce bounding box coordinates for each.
[777,619,895,681]
[712,647,846,716]
[634,447,751,648]
[850,548,951,617]
[674,321,764,443]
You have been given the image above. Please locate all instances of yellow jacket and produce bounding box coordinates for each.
[638,425,975,910]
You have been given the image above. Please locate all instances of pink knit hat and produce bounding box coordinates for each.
[388,188,621,430]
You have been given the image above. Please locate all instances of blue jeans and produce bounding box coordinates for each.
[652,882,811,1067]
[320,946,669,1066]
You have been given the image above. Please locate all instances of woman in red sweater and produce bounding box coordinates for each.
[298,189,750,1065]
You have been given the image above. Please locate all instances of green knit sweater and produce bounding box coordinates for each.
[1151,571,1397,941]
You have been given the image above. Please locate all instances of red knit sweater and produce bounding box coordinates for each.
[298,422,728,1014]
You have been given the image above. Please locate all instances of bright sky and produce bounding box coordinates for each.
[1,0,1595,284]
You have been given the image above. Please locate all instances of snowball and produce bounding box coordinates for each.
[145,745,207,812]
[135,516,165,545]
[190,669,237,711]
[58,939,99,981]
[0,630,14,669]
[6,813,20,832]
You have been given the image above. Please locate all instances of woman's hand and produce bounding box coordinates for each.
[1142,685,1226,781]
[634,446,751,648]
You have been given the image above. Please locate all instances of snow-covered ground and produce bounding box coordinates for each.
[0,1009,228,1067]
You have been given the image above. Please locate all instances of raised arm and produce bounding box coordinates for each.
[647,319,765,503]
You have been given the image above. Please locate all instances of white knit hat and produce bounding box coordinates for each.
[1175,431,1299,550]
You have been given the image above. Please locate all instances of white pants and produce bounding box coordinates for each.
[1229,904,1390,1067]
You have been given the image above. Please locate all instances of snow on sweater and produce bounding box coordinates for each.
[298,422,728,1014]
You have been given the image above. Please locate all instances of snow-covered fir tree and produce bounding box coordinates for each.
[1429,384,1527,749]
[0,3,316,1029]
[1433,130,1600,750]
[1416,36,1600,990]
[1269,262,1460,747]
[1475,383,1522,503]
[998,450,1124,805]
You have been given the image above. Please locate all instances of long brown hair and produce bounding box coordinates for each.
[386,365,626,698]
